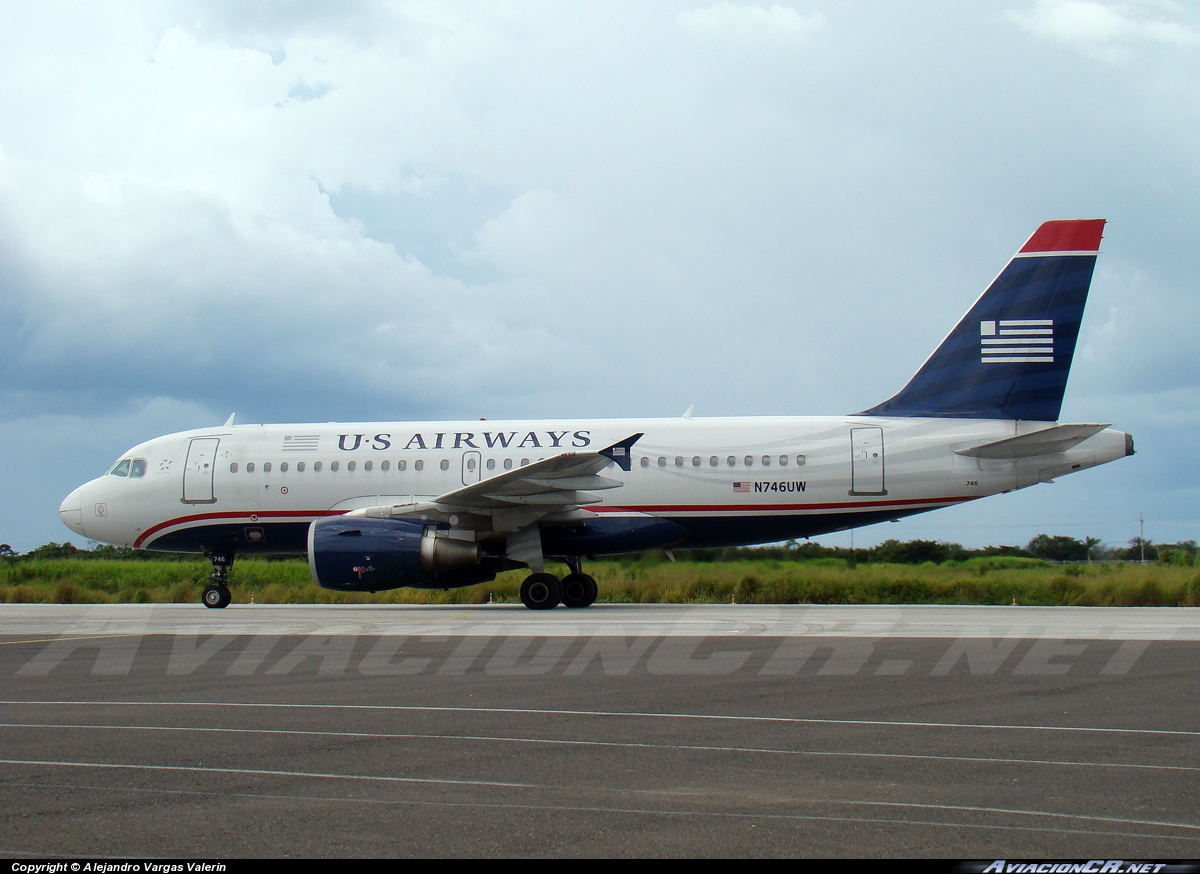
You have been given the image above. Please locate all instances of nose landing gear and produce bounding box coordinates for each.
[201,549,234,609]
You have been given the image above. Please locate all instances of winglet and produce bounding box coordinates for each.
[600,433,643,472]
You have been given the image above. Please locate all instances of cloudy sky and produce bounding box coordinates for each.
[2,0,1198,552]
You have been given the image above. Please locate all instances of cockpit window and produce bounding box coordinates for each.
[130,459,147,477]
[109,459,131,477]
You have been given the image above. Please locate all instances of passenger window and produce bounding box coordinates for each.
[640,457,650,468]
[466,458,476,471]
[520,459,529,467]
[415,460,424,471]
[727,456,736,467]
[744,456,753,467]
[709,456,718,467]
[487,458,495,470]
[364,460,372,472]
[381,460,389,471]
[347,461,356,472]
[761,456,770,467]
[314,461,323,472]
[247,462,256,473]
[658,457,666,467]
[397,460,406,471]
[675,457,684,467]
[779,455,787,467]
[229,463,238,473]
[503,458,513,470]
[110,459,131,477]
[692,456,701,467]
[264,462,272,473]
[298,462,305,472]
[440,459,449,471]
[331,461,339,472]
[281,461,289,473]
[130,459,147,477]
[796,455,806,466]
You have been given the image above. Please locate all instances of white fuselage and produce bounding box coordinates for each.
[59,415,1131,555]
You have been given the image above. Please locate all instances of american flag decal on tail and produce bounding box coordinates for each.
[980,319,1053,364]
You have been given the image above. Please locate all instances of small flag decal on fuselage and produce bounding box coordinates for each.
[733,482,750,493]
[980,319,1053,364]
[283,435,321,451]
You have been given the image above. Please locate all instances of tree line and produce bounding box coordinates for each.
[2,534,1196,566]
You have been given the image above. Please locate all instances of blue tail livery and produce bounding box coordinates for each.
[860,219,1105,421]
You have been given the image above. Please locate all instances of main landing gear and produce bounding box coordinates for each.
[201,549,234,609]
[519,558,598,610]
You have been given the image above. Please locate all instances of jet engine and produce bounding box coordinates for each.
[307,516,497,591]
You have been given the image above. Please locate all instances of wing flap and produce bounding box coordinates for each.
[485,490,603,506]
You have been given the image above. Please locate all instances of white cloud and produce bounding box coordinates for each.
[1006,0,1199,61]
[472,189,566,275]
[677,2,825,46]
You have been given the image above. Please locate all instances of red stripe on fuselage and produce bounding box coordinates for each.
[135,509,346,548]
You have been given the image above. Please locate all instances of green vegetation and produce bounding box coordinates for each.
[2,535,1198,607]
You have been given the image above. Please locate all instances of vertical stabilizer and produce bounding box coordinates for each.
[859,219,1104,421]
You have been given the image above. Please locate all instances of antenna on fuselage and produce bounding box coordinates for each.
[223,413,236,427]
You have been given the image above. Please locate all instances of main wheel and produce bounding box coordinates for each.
[561,573,598,608]
[520,573,562,610]
[202,585,231,609]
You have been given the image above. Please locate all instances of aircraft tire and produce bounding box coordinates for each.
[202,585,231,609]
[561,573,598,608]
[520,573,561,610]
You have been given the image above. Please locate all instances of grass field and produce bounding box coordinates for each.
[3,555,1199,607]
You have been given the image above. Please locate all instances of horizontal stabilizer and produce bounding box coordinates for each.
[954,423,1109,459]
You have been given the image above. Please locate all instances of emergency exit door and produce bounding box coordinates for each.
[461,451,482,485]
[850,427,886,496]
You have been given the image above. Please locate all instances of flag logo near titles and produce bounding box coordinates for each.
[980,319,1054,364]
[283,435,321,451]
[733,482,750,493]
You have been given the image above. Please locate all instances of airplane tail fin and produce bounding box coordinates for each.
[859,219,1105,421]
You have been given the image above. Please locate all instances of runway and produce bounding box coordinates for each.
[1,604,1197,857]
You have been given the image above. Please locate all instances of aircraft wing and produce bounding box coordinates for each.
[349,433,642,534]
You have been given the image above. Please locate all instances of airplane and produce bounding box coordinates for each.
[59,218,1133,610]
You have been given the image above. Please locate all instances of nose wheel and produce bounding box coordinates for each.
[202,584,232,609]
[202,549,234,609]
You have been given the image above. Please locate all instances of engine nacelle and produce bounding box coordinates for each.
[308,516,496,591]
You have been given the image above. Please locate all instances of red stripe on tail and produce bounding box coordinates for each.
[1019,219,1105,254]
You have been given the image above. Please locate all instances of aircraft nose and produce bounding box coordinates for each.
[59,487,86,536]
